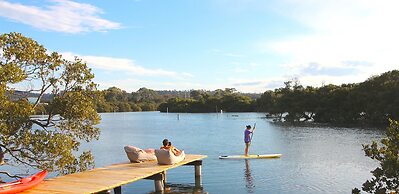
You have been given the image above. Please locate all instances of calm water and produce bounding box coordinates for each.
[79,112,383,194]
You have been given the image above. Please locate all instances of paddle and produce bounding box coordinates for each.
[250,123,256,142]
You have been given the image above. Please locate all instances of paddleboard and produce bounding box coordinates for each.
[219,154,282,159]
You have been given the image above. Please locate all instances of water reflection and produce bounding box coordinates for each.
[148,183,208,194]
[86,112,383,193]
[244,159,255,193]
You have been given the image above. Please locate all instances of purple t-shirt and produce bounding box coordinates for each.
[244,129,251,143]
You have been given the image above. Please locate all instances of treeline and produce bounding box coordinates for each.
[31,70,399,126]
[256,70,399,126]
[158,88,256,113]
[29,87,258,114]
[95,87,163,112]
[94,87,257,113]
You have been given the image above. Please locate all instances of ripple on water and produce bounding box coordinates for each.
[81,112,383,194]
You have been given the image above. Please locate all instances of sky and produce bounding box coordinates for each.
[1,0,399,93]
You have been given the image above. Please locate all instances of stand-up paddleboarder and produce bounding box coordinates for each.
[244,124,256,156]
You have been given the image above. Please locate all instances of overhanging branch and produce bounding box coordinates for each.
[0,144,39,168]
[0,171,22,179]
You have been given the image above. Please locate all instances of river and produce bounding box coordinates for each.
[75,112,384,193]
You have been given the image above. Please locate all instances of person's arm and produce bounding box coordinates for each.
[172,146,181,155]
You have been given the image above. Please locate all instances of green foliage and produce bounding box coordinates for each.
[158,89,256,113]
[95,87,160,112]
[95,87,256,113]
[221,93,254,112]
[256,71,399,126]
[132,87,163,103]
[0,32,100,174]
[353,119,399,194]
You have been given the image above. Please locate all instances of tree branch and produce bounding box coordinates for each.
[33,83,52,109]
[0,144,39,168]
[0,171,22,179]
[29,119,48,129]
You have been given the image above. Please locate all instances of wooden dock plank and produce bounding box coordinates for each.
[20,154,206,194]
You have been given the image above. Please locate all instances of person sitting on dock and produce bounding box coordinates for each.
[160,139,182,156]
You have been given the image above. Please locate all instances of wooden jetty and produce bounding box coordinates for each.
[20,154,207,194]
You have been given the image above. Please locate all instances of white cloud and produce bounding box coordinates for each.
[259,0,399,86]
[0,0,121,33]
[61,52,193,78]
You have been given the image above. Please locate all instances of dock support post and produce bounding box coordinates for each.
[163,171,167,185]
[195,164,202,177]
[114,186,121,194]
[195,164,202,187]
[145,173,165,192]
[184,160,203,188]
[154,179,164,192]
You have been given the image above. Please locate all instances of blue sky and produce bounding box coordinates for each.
[1,0,399,92]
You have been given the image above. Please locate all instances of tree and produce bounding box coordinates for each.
[353,119,399,194]
[221,93,254,112]
[131,87,162,103]
[257,91,275,112]
[0,32,100,175]
[190,90,208,101]
[158,89,255,113]
[256,72,399,126]
[104,87,129,103]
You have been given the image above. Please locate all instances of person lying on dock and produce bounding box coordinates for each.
[160,139,182,156]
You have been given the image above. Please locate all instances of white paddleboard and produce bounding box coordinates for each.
[219,154,282,159]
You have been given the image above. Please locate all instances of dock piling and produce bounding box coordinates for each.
[195,164,202,187]
[114,186,121,194]
[163,171,167,185]
[145,172,165,192]
[185,160,203,188]
[154,179,164,192]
